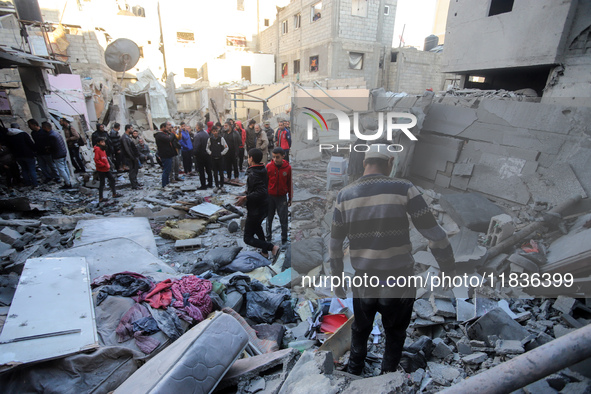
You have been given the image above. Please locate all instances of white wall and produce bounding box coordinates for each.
[207,52,275,86]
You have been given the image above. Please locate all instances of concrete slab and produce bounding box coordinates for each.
[435,173,451,188]
[432,338,453,359]
[449,227,487,265]
[440,193,505,232]
[341,371,405,393]
[48,238,176,280]
[414,299,435,320]
[479,100,571,135]
[522,164,587,206]
[452,163,474,177]
[410,134,463,181]
[568,147,591,196]
[468,162,531,205]
[74,217,158,256]
[279,351,338,394]
[427,362,461,385]
[430,296,456,318]
[462,352,487,364]
[467,308,530,344]
[0,227,21,245]
[422,103,477,136]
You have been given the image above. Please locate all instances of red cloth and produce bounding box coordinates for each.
[266,159,292,200]
[207,121,214,133]
[143,279,173,308]
[93,145,110,172]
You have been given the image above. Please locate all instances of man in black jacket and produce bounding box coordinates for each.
[6,123,37,187]
[236,148,280,259]
[263,120,274,159]
[193,121,212,190]
[223,121,240,181]
[108,123,123,172]
[245,119,257,152]
[28,119,59,183]
[121,124,141,189]
[155,122,177,188]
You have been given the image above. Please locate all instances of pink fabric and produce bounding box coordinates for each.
[170,276,213,324]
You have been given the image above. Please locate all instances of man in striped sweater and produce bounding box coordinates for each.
[329,144,455,375]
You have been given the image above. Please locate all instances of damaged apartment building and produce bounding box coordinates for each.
[402,0,591,206]
[259,0,397,89]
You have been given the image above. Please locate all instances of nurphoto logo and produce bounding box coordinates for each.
[302,108,419,153]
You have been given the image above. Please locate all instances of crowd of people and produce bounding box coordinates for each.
[0,115,293,257]
[153,118,292,192]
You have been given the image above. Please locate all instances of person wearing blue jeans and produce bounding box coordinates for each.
[161,157,173,188]
[42,121,72,189]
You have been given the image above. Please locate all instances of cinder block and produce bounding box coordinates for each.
[175,238,202,251]
[486,214,515,247]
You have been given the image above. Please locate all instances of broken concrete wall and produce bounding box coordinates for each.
[0,69,33,130]
[409,97,591,205]
[230,83,292,123]
[387,47,458,94]
[541,1,591,108]
[442,0,576,73]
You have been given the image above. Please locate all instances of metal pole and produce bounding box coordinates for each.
[440,324,591,394]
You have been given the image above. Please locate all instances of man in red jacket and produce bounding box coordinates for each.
[266,147,292,244]
[94,138,122,202]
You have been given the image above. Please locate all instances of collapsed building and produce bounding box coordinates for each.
[0,0,589,393]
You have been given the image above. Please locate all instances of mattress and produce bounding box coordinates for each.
[114,311,248,394]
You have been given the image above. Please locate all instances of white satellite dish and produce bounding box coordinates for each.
[104,38,140,73]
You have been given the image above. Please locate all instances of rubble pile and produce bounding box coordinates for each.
[0,142,589,393]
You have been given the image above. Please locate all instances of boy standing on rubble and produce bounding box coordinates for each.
[206,126,229,193]
[266,147,292,245]
[236,148,280,260]
[94,137,122,202]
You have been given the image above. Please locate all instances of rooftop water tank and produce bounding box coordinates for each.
[424,35,439,52]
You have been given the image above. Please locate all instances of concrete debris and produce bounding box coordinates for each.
[486,214,515,247]
[552,296,578,315]
[427,361,461,385]
[467,308,530,344]
[341,371,405,393]
[462,352,488,364]
[278,351,340,394]
[439,193,505,233]
[430,295,456,318]
[432,338,453,359]
[495,339,525,356]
